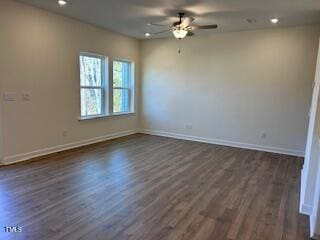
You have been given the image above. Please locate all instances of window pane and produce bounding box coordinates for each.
[81,88,102,116]
[113,88,129,113]
[113,61,130,88]
[80,55,102,87]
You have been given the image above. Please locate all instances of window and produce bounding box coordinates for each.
[80,53,107,117]
[113,60,134,113]
[79,53,134,119]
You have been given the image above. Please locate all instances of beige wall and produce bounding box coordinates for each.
[141,25,320,155]
[0,0,140,162]
[1,0,319,163]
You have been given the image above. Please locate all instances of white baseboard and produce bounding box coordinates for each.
[139,129,305,157]
[2,129,138,165]
[2,128,305,165]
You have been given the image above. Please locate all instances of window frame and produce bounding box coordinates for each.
[111,58,135,114]
[79,52,108,119]
[78,53,135,121]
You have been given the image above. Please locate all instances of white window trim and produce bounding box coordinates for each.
[78,54,135,121]
[78,112,136,121]
[111,58,135,114]
[79,52,109,119]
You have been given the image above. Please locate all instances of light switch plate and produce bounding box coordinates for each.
[3,92,17,101]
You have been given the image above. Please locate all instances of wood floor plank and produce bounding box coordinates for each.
[0,134,309,240]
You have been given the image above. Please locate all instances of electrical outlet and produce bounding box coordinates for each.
[62,130,68,137]
[185,124,193,130]
[261,132,267,139]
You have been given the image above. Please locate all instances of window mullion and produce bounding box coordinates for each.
[80,86,103,89]
[113,87,129,90]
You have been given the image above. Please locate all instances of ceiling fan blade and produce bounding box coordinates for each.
[152,30,170,35]
[148,23,168,27]
[189,24,218,30]
[180,17,195,28]
[187,31,194,37]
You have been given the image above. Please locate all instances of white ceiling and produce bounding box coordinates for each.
[18,0,320,39]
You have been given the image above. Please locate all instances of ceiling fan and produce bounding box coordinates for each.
[148,12,218,39]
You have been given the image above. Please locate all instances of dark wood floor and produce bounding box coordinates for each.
[0,134,309,240]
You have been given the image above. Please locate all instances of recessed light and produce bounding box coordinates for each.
[145,33,151,37]
[271,18,279,24]
[58,0,67,6]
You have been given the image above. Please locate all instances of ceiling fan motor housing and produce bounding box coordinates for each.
[173,21,181,27]
[178,12,185,18]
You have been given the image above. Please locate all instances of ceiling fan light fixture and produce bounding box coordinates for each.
[173,29,188,39]
[58,0,67,6]
[149,12,217,40]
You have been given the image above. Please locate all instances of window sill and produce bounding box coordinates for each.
[78,112,135,121]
